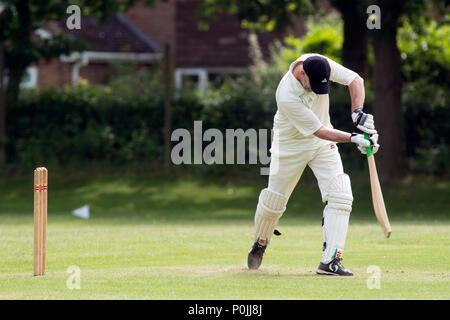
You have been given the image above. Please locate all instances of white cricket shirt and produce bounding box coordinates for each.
[272,53,359,152]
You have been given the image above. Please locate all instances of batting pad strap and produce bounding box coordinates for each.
[324,174,353,212]
[326,193,353,212]
[259,188,288,214]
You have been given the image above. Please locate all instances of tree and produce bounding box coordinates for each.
[367,0,428,179]
[0,0,163,165]
[0,42,5,164]
[330,0,369,79]
[195,0,314,33]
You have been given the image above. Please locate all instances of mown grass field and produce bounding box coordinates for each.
[0,170,449,299]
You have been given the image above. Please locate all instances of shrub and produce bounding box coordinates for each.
[398,16,450,175]
[8,74,204,171]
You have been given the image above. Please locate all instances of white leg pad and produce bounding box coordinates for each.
[252,188,287,245]
[321,174,353,263]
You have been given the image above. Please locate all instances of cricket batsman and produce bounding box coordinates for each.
[247,54,379,276]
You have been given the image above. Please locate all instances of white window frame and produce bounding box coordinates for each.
[174,67,248,94]
[20,66,39,88]
[175,68,208,93]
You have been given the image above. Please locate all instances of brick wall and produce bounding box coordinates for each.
[175,0,305,68]
[79,63,111,84]
[37,60,110,89]
[37,59,72,90]
[124,0,176,58]
[125,0,306,69]
[175,0,249,68]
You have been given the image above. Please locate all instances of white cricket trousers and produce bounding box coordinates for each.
[268,142,344,202]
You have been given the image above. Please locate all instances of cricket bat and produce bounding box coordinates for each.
[364,133,392,238]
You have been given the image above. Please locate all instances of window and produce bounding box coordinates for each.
[174,67,248,93]
[21,67,39,88]
[175,68,208,93]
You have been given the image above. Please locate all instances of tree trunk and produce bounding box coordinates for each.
[5,67,24,108]
[331,0,369,79]
[164,43,173,171]
[0,43,5,165]
[371,26,403,180]
[5,0,31,108]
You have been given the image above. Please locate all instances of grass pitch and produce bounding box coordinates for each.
[0,172,449,299]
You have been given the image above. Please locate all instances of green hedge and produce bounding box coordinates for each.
[7,85,203,169]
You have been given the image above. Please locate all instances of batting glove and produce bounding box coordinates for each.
[351,108,377,135]
[350,133,380,155]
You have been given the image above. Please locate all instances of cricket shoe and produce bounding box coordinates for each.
[247,241,267,270]
[316,258,354,276]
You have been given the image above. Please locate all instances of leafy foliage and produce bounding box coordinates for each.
[398,16,450,87]
[195,0,314,33]
[398,14,450,174]
[8,70,199,171]
[0,0,138,71]
[275,14,343,71]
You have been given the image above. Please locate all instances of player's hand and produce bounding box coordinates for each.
[350,133,380,155]
[351,108,377,134]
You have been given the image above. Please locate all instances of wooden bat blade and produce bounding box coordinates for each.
[367,155,391,238]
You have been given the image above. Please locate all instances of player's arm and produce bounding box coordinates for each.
[348,76,365,113]
[313,126,351,143]
[277,99,323,137]
[324,56,377,134]
[326,56,366,113]
[314,125,379,154]
[277,96,379,154]
[349,76,377,134]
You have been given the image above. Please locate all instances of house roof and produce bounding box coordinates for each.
[61,13,160,54]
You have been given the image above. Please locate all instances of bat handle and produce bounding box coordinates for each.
[364,133,373,157]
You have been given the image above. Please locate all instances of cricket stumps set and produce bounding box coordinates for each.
[34,167,48,276]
